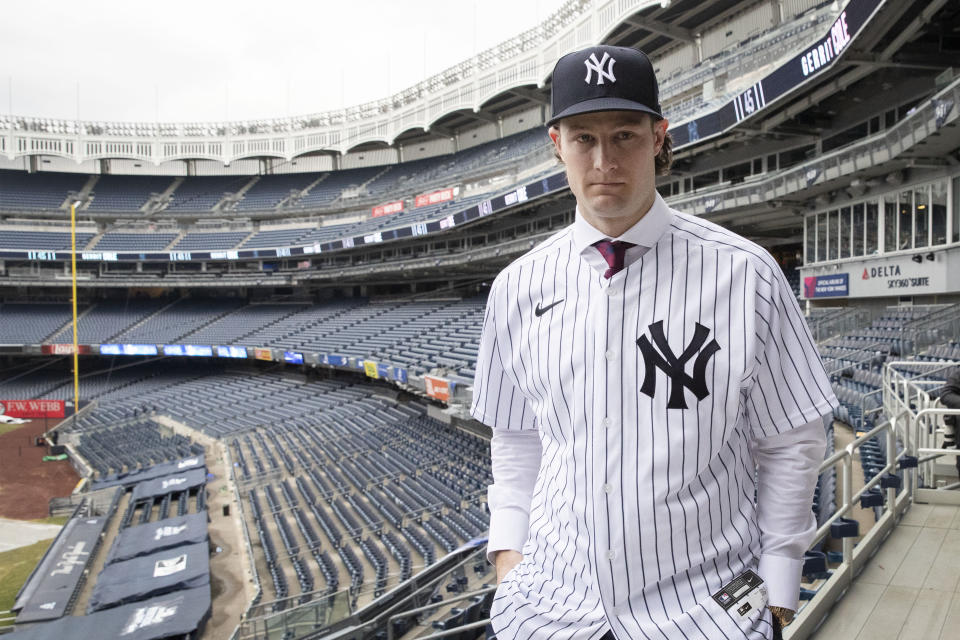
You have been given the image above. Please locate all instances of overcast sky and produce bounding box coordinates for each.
[0,0,568,123]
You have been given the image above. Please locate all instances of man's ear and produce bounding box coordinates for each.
[653,118,669,155]
[549,125,562,160]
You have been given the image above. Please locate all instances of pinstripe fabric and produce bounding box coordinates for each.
[471,195,836,640]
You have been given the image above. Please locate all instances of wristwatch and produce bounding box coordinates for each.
[768,606,795,627]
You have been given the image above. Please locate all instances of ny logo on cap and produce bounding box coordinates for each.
[584,52,616,85]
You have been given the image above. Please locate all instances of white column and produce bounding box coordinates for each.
[877,197,885,254]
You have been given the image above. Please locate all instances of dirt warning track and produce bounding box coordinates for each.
[0,420,79,520]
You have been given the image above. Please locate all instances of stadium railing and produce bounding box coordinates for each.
[232,544,487,640]
[669,76,960,218]
[384,585,494,640]
[901,306,960,356]
[806,307,873,343]
[884,360,960,494]
[229,442,265,634]
[782,413,910,640]
[376,353,960,640]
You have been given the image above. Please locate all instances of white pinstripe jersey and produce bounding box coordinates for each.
[471,195,836,640]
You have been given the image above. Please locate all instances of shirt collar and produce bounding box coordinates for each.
[571,191,673,256]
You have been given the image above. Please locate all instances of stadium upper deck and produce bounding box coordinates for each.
[1,0,958,300]
[0,0,846,166]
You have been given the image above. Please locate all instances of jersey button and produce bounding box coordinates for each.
[605,350,616,360]
[605,287,616,297]
[606,550,616,561]
[603,483,613,493]
[602,417,613,428]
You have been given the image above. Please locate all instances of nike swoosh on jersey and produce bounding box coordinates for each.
[534,300,564,317]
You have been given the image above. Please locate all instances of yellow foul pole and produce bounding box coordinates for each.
[70,201,79,413]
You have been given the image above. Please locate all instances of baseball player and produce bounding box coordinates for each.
[471,45,836,640]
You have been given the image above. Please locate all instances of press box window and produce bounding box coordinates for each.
[899,190,912,250]
[839,207,851,259]
[883,194,898,253]
[852,203,865,257]
[931,180,947,245]
[816,213,827,263]
[865,201,878,255]
[914,185,929,248]
[952,177,959,244]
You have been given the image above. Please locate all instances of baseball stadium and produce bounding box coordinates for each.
[0,0,959,638]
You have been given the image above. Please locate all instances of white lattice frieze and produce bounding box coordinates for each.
[0,0,669,165]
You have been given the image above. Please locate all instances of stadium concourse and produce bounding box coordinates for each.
[2,0,960,638]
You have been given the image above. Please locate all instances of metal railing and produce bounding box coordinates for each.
[901,305,960,357]
[230,452,265,640]
[412,356,960,640]
[385,585,496,640]
[235,545,487,640]
[675,76,960,218]
[806,307,872,343]
[788,359,960,638]
[783,414,909,640]
[885,360,960,491]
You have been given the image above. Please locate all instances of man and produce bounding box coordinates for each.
[471,45,836,640]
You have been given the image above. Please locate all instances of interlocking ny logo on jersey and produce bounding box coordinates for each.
[584,52,616,85]
[636,320,720,409]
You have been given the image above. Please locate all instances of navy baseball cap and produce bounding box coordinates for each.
[547,45,662,127]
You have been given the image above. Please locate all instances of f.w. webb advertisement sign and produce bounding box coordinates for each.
[802,251,957,299]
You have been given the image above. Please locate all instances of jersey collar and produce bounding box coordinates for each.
[571,191,673,257]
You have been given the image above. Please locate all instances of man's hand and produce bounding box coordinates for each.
[494,550,523,584]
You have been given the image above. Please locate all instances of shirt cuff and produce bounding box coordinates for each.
[485,505,530,563]
[757,553,804,611]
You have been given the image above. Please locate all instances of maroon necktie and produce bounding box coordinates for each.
[593,239,636,279]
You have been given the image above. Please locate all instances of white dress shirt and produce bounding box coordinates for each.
[471,193,835,640]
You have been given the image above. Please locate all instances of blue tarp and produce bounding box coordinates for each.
[89,455,206,491]
[130,468,207,502]
[106,512,209,565]
[14,516,107,623]
[88,541,209,613]
[7,586,210,640]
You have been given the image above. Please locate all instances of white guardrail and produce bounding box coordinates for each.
[783,358,959,639]
[411,357,960,640]
[885,361,960,494]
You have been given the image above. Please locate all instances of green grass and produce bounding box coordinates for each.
[0,422,30,437]
[30,516,69,526]
[0,538,55,626]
